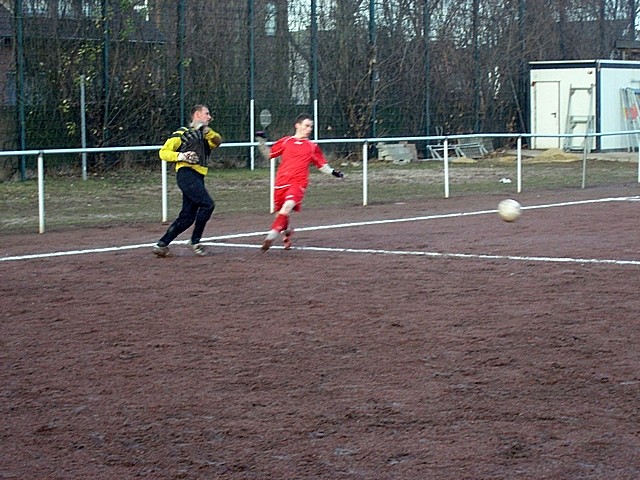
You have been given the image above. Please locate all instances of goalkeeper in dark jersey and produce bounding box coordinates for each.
[153,104,222,257]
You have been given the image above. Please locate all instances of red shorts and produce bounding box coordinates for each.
[274,184,306,212]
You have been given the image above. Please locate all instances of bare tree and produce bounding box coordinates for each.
[6,0,640,174]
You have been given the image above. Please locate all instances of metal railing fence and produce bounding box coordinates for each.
[1,131,638,233]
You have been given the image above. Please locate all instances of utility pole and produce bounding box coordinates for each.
[369,0,378,138]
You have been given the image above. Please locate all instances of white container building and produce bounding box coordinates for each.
[529,59,640,151]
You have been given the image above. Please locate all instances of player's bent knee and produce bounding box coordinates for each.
[202,199,215,213]
[280,200,296,215]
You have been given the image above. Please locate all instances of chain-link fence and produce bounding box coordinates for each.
[0,0,637,180]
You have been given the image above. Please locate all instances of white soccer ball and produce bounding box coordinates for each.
[497,199,522,222]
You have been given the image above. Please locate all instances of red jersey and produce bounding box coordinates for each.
[270,136,328,188]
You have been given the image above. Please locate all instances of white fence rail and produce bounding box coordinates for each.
[1,131,639,233]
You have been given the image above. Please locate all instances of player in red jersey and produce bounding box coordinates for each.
[256,113,344,251]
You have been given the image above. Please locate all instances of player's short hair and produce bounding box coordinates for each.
[190,104,209,119]
[294,113,313,126]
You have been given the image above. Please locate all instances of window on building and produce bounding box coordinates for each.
[58,1,73,18]
[5,70,16,107]
[265,2,277,36]
[133,0,150,21]
[24,0,48,16]
[82,0,101,18]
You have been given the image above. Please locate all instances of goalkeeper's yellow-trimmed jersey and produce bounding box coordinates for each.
[159,127,222,175]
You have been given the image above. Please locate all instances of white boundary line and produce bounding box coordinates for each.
[2,195,639,265]
[209,242,640,266]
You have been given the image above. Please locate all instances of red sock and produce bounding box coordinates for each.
[271,213,289,233]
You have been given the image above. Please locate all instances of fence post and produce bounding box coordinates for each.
[362,141,368,206]
[443,138,450,198]
[38,152,45,233]
[161,160,168,223]
[581,132,589,189]
[269,156,275,213]
[248,0,255,170]
[517,136,522,193]
[80,74,87,181]
[249,99,255,170]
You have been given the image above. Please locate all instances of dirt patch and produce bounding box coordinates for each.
[1,187,639,479]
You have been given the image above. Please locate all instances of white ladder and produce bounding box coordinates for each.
[621,87,640,151]
[563,85,595,152]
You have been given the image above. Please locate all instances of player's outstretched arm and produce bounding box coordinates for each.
[319,164,344,179]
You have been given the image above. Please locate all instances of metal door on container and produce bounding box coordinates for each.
[532,81,560,149]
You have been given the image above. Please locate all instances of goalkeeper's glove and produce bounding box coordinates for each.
[255,131,268,144]
[191,121,211,134]
[178,151,199,164]
[332,169,344,179]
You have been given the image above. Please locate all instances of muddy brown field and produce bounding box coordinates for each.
[2,186,639,479]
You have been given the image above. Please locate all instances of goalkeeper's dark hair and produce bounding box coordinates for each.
[190,104,209,119]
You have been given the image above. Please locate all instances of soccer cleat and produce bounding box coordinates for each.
[191,242,206,256]
[283,230,293,250]
[261,238,274,251]
[153,244,170,257]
